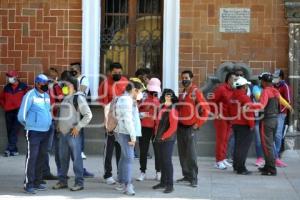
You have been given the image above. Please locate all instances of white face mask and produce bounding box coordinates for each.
[136,92,143,101]
[8,77,16,84]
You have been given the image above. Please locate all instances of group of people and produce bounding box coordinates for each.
[210,68,292,176]
[0,62,292,195]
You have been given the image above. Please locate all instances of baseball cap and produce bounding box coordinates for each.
[273,69,284,78]
[234,77,251,88]
[258,72,273,82]
[6,70,18,77]
[35,74,49,84]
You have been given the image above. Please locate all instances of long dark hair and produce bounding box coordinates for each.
[160,88,178,104]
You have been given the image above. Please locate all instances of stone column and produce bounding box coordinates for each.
[284,0,300,150]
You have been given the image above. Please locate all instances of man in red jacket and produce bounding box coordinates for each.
[177,70,210,187]
[0,70,29,157]
[209,71,236,170]
[98,62,128,185]
[229,77,254,175]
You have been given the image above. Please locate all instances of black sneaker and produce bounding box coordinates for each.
[176,177,190,183]
[52,182,68,190]
[163,185,174,193]
[152,183,166,190]
[261,169,277,176]
[83,168,94,178]
[237,170,252,175]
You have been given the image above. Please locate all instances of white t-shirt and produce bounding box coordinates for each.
[78,75,89,96]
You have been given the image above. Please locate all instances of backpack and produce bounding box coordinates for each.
[79,76,92,103]
[106,97,119,133]
[73,94,85,119]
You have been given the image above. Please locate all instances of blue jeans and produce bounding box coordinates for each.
[24,130,49,189]
[274,113,286,158]
[254,120,263,158]
[117,133,134,185]
[59,132,84,186]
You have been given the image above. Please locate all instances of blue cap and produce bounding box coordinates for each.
[35,74,49,84]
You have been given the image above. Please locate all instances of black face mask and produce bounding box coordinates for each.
[182,80,191,88]
[71,70,78,77]
[112,74,121,82]
[40,84,49,92]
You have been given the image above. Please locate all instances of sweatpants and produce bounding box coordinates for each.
[214,119,231,162]
[24,130,49,189]
[103,133,121,179]
[232,125,254,172]
[260,118,278,170]
[5,109,21,152]
[138,127,160,173]
[177,124,198,183]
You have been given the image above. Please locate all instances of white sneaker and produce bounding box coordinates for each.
[136,173,146,181]
[215,161,227,170]
[222,159,232,167]
[105,177,116,185]
[115,183,125,192]
[81,152,87,160]
[155,172,161,181]
[124,184,135,196]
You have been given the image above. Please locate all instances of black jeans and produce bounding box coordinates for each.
[103,133,121,179]
[157,140,175,186]
[138,127,160,173]
[5,109,21,152]
[177,124,198,183]
[232,125,254,172]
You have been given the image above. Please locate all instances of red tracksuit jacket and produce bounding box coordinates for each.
[229,89,255,129]
[98,75,129,105]
[178,84,210,127]
[0,81,29,112]
[139,94,160,128]
[209,83,234,118]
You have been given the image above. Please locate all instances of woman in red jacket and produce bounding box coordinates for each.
[152,89,178,194]
[136,78,161,181]
[229,77,255,175]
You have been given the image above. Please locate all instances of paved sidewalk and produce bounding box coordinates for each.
[0,151,299,200]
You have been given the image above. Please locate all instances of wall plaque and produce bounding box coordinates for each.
[220,8,251,33]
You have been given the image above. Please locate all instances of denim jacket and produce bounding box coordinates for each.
[115,92,142,141]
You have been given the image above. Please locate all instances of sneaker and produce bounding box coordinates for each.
[52,182,68,190]
[83,168,94,178]
[163,185,174,193]
[105,176,116,185]
[115,183,126,192]
[4,150,10,157]
[215,161,227,170]
[124,184,135,196]
[222,159,232,167]
[136,172,146,181]
[276,159,288,168]
[176,177,190,183]
[190,180,198,188]
[43,174,58,180]
[155,172,161,181]
[34,184,47,191]
[261,169,277,176]
[10,151,19,156]
[237,170,252,175]
[81,152,87,160]
[70,185,84,191]
[255,157,265,167]
[152,183,166,189]
[24,187,36,194]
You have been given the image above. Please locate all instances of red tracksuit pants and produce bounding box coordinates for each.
[214,119,231,162]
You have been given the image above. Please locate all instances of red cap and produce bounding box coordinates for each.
[6,70,18,77]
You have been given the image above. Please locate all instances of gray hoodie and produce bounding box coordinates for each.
[58,92,92,134]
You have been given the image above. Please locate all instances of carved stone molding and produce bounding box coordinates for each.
[285,0,300,22]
